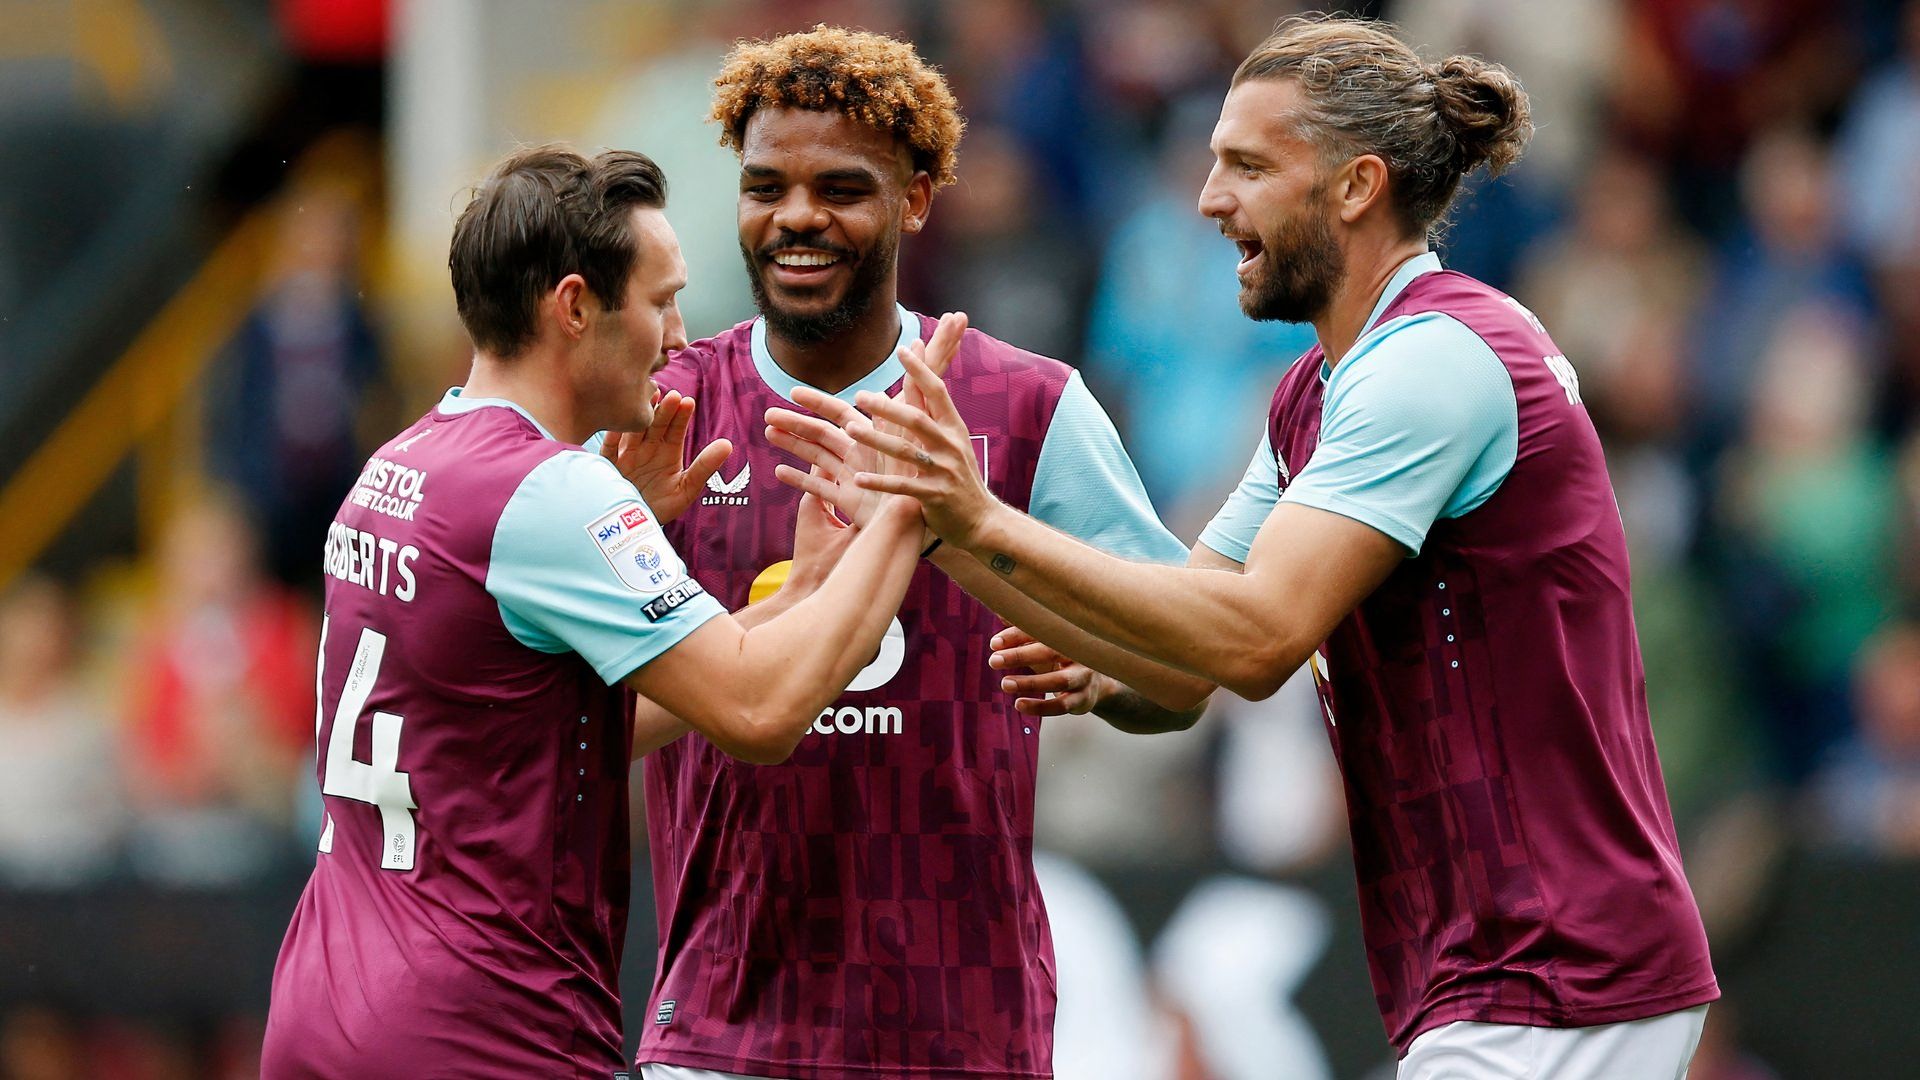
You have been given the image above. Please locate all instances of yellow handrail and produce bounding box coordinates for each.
[0,209,275,591]
[0,131,384,593]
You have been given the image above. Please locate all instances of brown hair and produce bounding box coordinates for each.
[1233,14,1532,236]
[448,145,667,358]
[710,25,965,187]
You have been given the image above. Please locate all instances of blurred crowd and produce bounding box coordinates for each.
[5,0,1920,1076]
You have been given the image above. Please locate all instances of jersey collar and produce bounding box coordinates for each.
[435,386,558,441]
[749,302,921,405]
[1320,250,1443,383]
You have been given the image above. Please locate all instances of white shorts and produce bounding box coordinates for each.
[1398,1004,1709,1079]
[640,1066,781,1080]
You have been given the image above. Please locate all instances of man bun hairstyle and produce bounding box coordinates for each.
[449,144,667,358]
[710,25,965,187]
[1233,14,1533,237]
[1430,54,1532,177]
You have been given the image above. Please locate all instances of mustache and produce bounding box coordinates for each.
[755,232,856,262]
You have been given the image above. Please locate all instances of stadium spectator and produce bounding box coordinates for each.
[936,0,1099,222]
[1833,0,1920,409]
[206,181,387,589]
[1715,304,1895,783]
[1515,144,1708,433]
[1083,0,1236,123]
[586,0,768,340]
[1833,0,1920,273]
[1812,621,1920,854]
[0,577,120,886]
[1894,431,1920,600]
[1692,128,1876,450]
[120,495,316,885]
[1609,0,1857,236]
[1383,0,1601,290]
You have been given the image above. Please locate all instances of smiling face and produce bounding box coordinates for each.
[1198,78,1348,324]
[737,107,931,344]
[576,206,687,432]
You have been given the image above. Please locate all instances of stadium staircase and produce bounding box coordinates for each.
[0,0,377,592]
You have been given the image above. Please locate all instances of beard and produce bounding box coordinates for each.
[1238,197,1346,324]
[745,228,899,345]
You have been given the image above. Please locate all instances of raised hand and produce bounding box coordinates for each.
[786,476,856,596]
[989,627,1107,716]
[765,394,882,526]
[600,390,733,524]
[764,312,969,528]
[839,346,997,547]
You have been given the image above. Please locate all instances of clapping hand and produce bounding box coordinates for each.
[784,473,856,597]
[826,343,996,548]
[989,627,1108,716]
[600,390,734,524]
[764,312,968,529]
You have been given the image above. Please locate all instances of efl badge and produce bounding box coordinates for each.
[585,501,677,593]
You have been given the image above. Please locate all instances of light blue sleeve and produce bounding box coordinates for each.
[1281,312,1518,554]
[1030,371,1189,564]
[1198,429,1282,564]
[488,450,726,684]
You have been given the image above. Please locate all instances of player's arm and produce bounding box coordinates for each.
[772,443,1217,718]
[770,379,1216,722]
[628,314,971,757]
[978,425,1279,718]
[627,578,803,758]
[826,318,1514,698]
[985,542,1245,730]
[932,367,1214,729]
[930,546,1214,725]
[957,499,1399,699]
[622,495,921,764]
[628,483,854,758]
[488,448,918,766]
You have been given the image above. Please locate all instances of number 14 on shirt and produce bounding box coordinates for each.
[314,615,419,871]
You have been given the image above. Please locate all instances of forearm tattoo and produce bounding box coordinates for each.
[989,553,1016,575]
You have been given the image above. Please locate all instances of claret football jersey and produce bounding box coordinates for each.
[261,390,723,1080]
[1204,253,1717,1050]
[640,306,1185,1080]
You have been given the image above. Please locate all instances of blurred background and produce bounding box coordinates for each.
[1,0,1917,1076]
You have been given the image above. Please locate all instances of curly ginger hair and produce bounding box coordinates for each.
[710,25,965,187]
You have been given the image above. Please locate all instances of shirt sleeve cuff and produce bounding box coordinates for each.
[1197,524,1254,565]
[594,595,727,685]
[1280,488,1426,556]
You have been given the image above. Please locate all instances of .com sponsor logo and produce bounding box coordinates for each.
[812,705,904,736]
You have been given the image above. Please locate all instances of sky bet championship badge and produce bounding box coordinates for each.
[585,501,681,593]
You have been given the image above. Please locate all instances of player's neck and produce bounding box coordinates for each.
[1316,237,1430,370]
[764,286,905,395]
[461,352,587,444]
